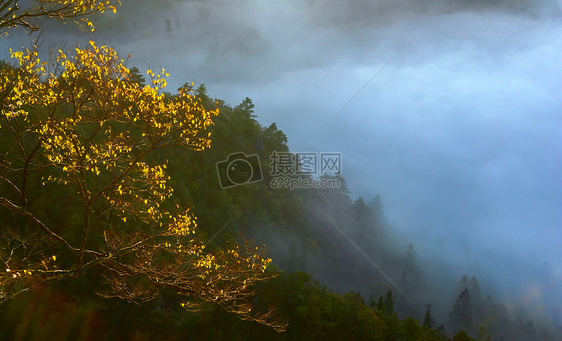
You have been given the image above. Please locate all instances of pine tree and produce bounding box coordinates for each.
[423,305,433,328]
[437,324,447,335]
[450,288,472,331]
[384,290,394,315]
[470,276,482,302]
[377,296,385,313]
[457,275,470,296]
[369,294,376,310]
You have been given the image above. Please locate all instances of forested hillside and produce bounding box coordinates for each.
[0,63,558,339]
[0,2,560,340]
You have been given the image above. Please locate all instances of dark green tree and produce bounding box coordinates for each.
[127,66,146,86]
[470,276,482,302]
[457,275,470,296]
[369,194,384,219]
[400,316,422,340]
[368,294,376,310]
[423,305,433,328]
[384,290,394,315]
[376,296,384,313]
[450,288,472,332]
[451,330,475,341]
[236,97,256,118]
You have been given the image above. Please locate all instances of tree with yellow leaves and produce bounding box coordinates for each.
[0,40,286,332]
[0,0,120,35]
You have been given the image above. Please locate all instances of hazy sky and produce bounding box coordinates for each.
[2,0,561,323]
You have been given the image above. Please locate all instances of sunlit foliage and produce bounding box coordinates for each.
[0,42,286,332]
[0,0,120,35]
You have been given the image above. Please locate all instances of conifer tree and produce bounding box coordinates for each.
[384,289,394,315]
[423,304,433,328]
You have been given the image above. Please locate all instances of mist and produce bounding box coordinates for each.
[2,0,560,332]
